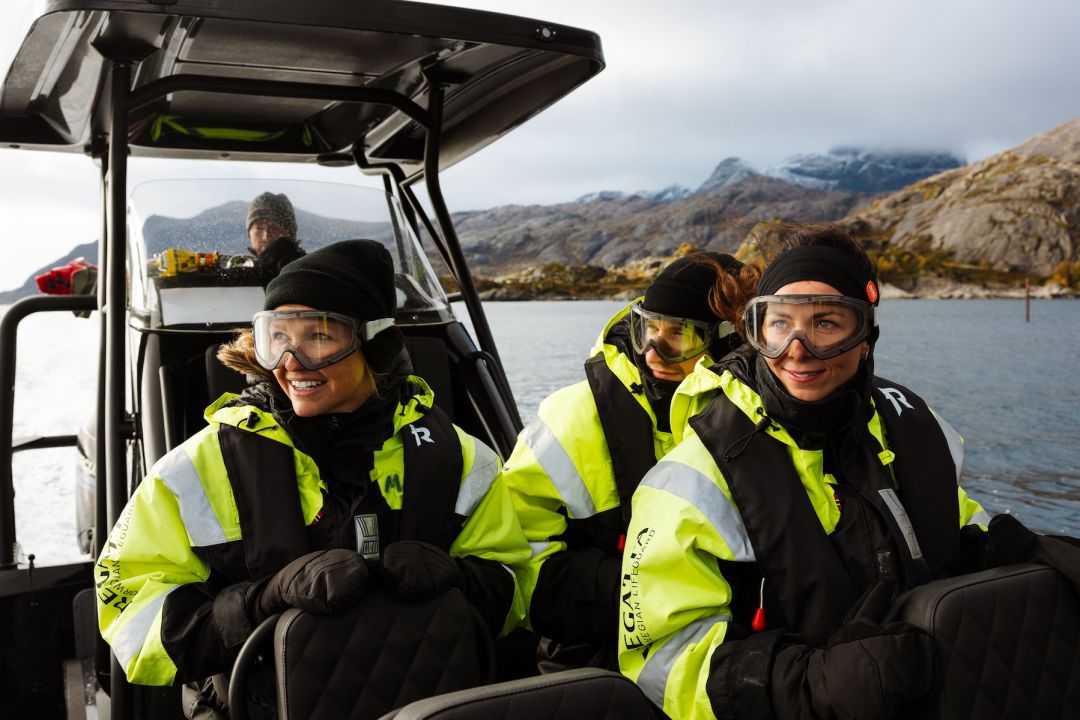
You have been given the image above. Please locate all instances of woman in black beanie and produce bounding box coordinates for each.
[618,223,993,720]
[502,251,760,673]
[95,239,530,714]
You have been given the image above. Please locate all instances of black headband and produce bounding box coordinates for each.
[757,246,880,306]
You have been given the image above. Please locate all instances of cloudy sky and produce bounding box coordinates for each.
[2,0,1080,290]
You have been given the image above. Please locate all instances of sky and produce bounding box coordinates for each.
[2,0,1080,290]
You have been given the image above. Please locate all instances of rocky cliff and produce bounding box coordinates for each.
[840,118,1080,279]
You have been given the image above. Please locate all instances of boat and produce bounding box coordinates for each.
[1,2,1077,719]
[0,1,615,717]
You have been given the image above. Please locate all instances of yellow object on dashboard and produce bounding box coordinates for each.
[153,249,220,278]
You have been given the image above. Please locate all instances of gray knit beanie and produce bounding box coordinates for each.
[247,192,298,238]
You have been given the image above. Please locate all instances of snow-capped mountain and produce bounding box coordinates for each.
[696,148,965,195]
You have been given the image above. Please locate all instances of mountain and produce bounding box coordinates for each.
[838,118,1080,276]
[695,157,762,194]
[574,184,693,204]
[697,149,965,195]
[14,138,1061,302]
[458,176,867,270]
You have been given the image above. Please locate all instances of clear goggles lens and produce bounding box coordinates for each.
[630,305,731,364]
[252,311,393,371]
[744,295,874,360]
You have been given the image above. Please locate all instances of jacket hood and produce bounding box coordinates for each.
[205,374,436,441]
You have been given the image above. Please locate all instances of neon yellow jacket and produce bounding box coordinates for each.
[96,377,529,685]
[618,369,989,720]
[503,304,723,635]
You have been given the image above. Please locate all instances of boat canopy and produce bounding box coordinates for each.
[0,0,603,177]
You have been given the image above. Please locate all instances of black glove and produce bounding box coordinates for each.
[784,619,939,720]
[255,236,305,285]
[985,514,1080,593]
[380,541,462,601]
[247,549,369,623]
[709,579,940,720]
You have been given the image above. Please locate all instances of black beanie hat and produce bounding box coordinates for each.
[247,192,298,238]
[263,240,404,377]
[643,252,743,324]
[264,239,396,321]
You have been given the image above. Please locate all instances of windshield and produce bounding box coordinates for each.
[127,178,449,329]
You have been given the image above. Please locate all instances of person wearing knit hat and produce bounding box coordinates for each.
[247,191,305,285]
[618,223,994,720]
[501,250,761,673]
[247,191,298,254]
[97,238,531,703]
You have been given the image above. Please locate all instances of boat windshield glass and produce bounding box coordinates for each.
[127,178,449,329]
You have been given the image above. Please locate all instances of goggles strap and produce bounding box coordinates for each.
[360,317,395,341]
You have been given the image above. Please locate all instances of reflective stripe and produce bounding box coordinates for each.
[521,418,597,519]
[933,412,965,484]
[879,488,924,560]
[637,615,728,708]
[967,509,993,527]
[455,439,500,517]
[156,447,227,546]
[529,540,556,558]
[111,589,174,671]
[642,460,756,561]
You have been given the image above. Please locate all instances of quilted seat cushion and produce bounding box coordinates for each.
[275,587,490,720]
[897,563,1080,719]
[380,668,663,720]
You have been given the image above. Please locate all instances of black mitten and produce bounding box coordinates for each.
[381,541,462,601]
[247,548,369,622]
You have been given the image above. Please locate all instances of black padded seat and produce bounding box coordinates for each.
[896,563,1080,719]
[377,668,663,720]
[403,334,455,418]
[271,588,492,720]
[204,343,250,402]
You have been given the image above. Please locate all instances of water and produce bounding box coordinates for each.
[476,299,1080,537]
[5,299,1080,566]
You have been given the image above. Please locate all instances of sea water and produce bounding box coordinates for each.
[4,298,1080,566]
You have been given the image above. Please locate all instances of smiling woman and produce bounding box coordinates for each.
[617,222,1011,720]
[96,238,531,709]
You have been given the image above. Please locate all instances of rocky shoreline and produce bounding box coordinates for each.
[473,265,1077,302]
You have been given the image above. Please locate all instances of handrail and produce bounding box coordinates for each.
[128,75,432,129]
[0,294,97,570]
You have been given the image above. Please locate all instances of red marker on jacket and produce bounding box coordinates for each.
[752,577,767,632]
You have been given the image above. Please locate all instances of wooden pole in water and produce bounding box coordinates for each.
[1025,277,1030,322]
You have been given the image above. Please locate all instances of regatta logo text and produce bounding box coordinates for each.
[621,527,655,653]
[880,387,914,417]
[409,425,433,446]
[96,511,134,614]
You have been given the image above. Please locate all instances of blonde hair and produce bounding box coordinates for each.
[217,329,384,398]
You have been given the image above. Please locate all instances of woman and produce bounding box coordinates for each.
[96,240,529,710]
[617,224,990,720]
[503,251,760,671]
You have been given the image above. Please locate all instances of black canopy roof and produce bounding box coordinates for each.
[0,0,604,176]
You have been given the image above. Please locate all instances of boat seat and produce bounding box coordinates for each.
[894,562,1080,719]
[402,334,455,419]
[377,668,663,720]
[230,587,493,720]
[204,342,250,402]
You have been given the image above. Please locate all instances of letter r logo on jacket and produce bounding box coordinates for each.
[879,387,915,417]
[409,425,434,447]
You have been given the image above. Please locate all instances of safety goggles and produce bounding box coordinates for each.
[252,310,394,371]
[743,294,874,360]
[629,305,734,364]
